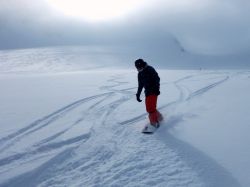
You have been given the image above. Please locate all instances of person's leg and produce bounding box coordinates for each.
[145,95,158,125]
[156,110,163,122]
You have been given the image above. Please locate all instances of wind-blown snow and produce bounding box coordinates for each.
[0,48,250,187]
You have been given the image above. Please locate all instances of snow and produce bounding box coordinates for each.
[0,47,250,187]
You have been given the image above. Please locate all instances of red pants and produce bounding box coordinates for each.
[145,95,163,125]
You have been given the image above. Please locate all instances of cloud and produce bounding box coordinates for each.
[0,0,250,55]
[0,0,96,48]
[125,0,250,54]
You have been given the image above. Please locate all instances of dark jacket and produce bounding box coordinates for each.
[136,65,160,97]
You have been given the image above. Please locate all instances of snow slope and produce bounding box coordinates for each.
[0,48,250,187]
[0,46,121,73]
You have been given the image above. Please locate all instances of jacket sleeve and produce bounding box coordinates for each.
[136,73,143,96]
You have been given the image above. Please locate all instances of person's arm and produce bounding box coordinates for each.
[136,74,143,102]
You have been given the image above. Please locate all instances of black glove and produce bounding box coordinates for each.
[136,94,142,102]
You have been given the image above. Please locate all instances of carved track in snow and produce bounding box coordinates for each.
[0,72,240,187]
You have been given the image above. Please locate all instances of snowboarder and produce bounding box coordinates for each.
[135,59,163,133]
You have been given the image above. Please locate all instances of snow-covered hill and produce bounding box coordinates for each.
[1,45,249,73]
[0,53,250,186]
[0,46,122,73]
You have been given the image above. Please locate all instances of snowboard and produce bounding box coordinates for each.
[141,123,160,134]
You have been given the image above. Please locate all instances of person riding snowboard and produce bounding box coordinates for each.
[135,59,163,131]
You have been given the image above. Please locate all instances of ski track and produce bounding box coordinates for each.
[0,92,114,152]
[0,72,241,187]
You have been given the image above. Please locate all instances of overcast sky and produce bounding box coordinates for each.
[1,0,250,55]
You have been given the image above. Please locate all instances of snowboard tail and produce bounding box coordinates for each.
[141,123,160,134]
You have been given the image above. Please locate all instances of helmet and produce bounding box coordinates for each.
[135,59,147,69]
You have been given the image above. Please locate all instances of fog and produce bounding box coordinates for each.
[0,0,250,68]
